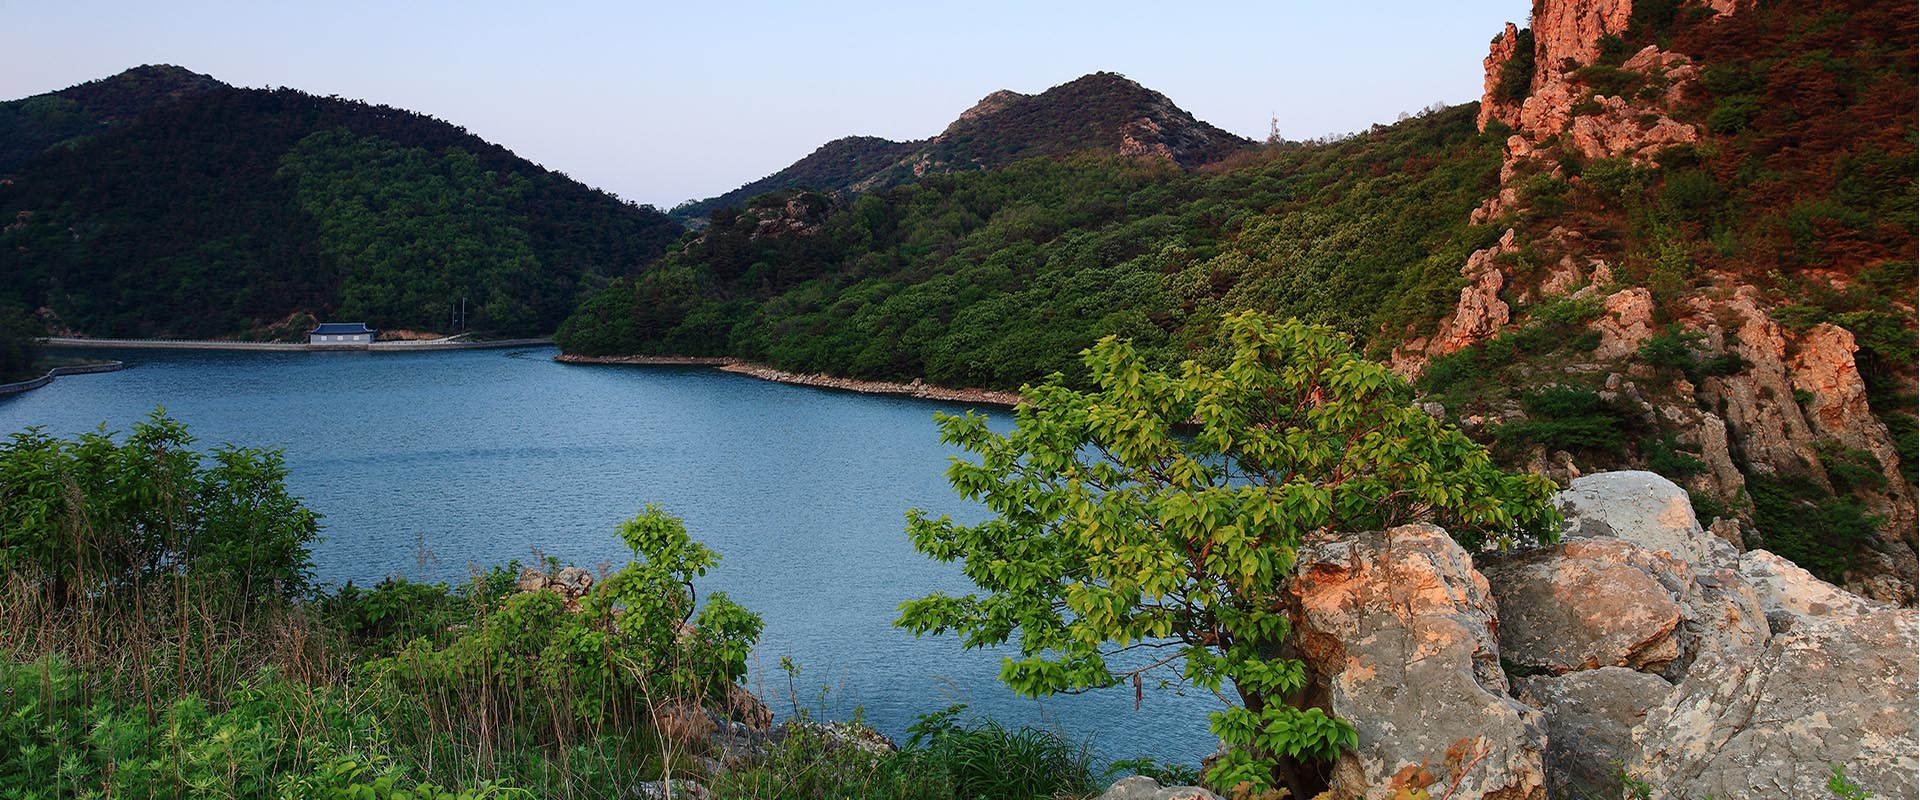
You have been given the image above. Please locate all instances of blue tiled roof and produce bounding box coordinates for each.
[310,322,375,335]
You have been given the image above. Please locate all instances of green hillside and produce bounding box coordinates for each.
[0,68,682,339]
[562,103,1496,387]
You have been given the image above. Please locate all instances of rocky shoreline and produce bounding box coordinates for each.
[554,353,1024,407]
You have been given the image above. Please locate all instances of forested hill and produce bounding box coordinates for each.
[672,72,1251,220]
[0,67,682,339]
[0,65,223,173]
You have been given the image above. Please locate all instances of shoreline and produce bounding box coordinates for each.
[41,336,554,352]
[554,353,1024,407]
[0,360,127,398]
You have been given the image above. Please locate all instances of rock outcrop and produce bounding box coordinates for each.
[1631,607,1918,799]
[1591,288,1657,360]
[1737,549,1887,630]
[1514,0,1634,137]
[1187,473,1913,799]
[1289,523,1546,800]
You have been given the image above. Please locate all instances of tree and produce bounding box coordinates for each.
[896,312,1557,795]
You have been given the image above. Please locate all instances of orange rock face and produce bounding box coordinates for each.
[1478,23,1526,131]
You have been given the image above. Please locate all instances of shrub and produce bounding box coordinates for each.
[1706,95,1763,134]
[1494,29,1538,103]
[0,410,320,607]
[1748,474,1881,582]
[1499,386,1631,455]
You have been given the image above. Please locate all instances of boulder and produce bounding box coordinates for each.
[1632,608,1918,799]
[1096,775,1223,800]
[1555,471,1727,567]
[1512,668,1673,798]
[552,565,594,598]
[626,779,711,800]
[653,700,717,746]
[1479,539,1685,675]
[1289,524,1546,800]
[1521,481,1769,679]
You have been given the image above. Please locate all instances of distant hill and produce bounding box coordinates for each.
[673,72,1250,220]
[0,67,682,339]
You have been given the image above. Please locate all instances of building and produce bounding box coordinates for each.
[309,322,377,345]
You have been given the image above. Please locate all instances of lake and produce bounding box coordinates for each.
[0,346,1216,765]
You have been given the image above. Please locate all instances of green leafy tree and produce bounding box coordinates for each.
[896,313,1557,795]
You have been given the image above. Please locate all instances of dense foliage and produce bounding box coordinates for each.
[897,314,1558,796]
[0,72,681,338]
[561,103,1503,390]
[0,411,319,605]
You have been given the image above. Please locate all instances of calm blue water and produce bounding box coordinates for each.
[0,346,1215,764]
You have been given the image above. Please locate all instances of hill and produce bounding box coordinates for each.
[672,72,1251,220]
[0,64,223,174]
[0,67,682,339]
[562,0,1917,602]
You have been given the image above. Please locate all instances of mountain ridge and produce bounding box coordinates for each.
[672,71,1251,220]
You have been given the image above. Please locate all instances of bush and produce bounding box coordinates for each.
[365,506,763,752]
[1499,386,1631,455]
[0,410,319,607]
[1706,95,1763,134]
[1494,29,1538,103]
[1748,474,1881,582]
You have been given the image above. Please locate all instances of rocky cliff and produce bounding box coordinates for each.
[1399,0,1917,604]
[1277,472,1915,800]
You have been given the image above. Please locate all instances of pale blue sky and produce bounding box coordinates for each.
[1,1,1525,209]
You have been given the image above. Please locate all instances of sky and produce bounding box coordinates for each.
[1,1,1527,210]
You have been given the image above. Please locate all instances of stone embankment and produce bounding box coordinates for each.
[41,336,553,352]
[0,361,126,397]
[555,353,1023,407]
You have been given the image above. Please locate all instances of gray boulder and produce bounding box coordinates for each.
[1556,471,1731,567]
[1513,668,1673,798]
[1631,607,1918,799]
[1096,775,1223,800]
[1289,523,1546,800]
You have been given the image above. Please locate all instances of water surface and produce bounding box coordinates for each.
[0,346,1216,764]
